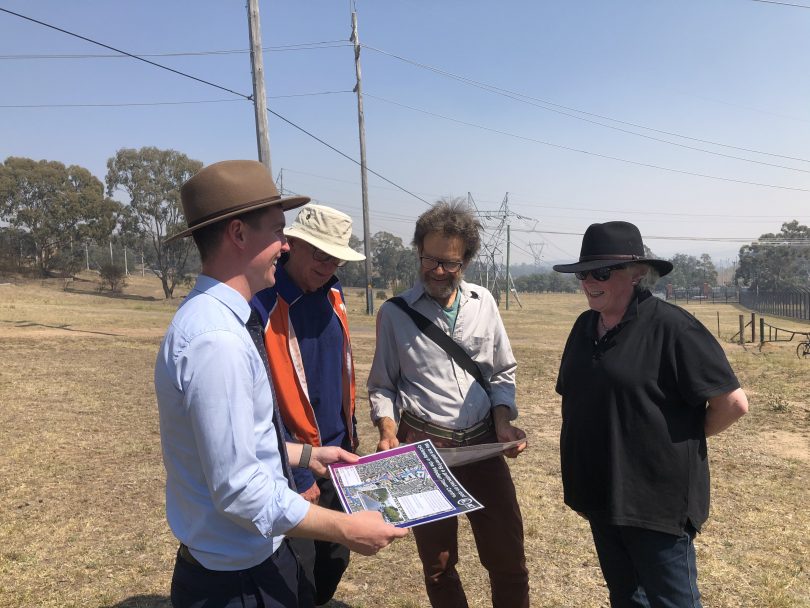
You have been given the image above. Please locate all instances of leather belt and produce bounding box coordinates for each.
[400,410,493,444]
[178,544,204,569]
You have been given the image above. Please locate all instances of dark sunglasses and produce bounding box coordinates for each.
[575,265,625,281]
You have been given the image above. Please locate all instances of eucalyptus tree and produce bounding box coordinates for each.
[0,156,119,275]
[106,147,202,298]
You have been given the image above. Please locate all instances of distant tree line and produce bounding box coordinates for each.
[735,220,810,292]
[1,148,201,298]
[3,151,808,300]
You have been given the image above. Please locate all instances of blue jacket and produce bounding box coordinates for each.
[252,263,357,493]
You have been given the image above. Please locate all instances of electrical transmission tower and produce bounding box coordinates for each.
[528,242,545,267]
[466,192,535,309]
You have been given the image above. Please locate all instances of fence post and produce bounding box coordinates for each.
[717,311,721,338]
[739,315,745,346]
[751,312,756,344]
[760,317,765,348]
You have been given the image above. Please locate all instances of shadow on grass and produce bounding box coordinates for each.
[99,594,354,608]
[4,319,123,337]
[64,286,159,302]
[102,595,171,608]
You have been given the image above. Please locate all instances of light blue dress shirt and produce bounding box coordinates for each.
[154,274,310,571]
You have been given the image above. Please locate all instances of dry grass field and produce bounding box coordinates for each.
[0,273,808,608]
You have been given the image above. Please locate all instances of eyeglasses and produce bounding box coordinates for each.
[309,244,347,267]
[575,265,625,281]
[420,256,463,273]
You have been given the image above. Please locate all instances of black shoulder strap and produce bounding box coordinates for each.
[388,296,490,394]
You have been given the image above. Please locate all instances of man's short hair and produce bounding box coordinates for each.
[192,206,271,263]
[412,198,481,263]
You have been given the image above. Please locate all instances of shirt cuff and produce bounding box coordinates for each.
[254,487,311,538]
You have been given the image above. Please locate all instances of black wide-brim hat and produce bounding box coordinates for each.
[552,221,673,276]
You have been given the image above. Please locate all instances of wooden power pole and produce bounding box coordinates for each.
[351,8,374,315]
[247,0,272,172]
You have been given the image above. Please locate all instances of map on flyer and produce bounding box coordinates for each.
[329,440,483,528]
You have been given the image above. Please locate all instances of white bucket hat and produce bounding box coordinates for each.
[284,204,366,262]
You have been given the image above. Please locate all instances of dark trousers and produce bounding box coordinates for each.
[288,477,351,606]
[589,520,702,608]
[400,422,529,608]
[170,539,315,608]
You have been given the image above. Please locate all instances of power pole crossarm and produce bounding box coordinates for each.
[247,0,272,171]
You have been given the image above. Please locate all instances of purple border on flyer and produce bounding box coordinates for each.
[328,440,483,528]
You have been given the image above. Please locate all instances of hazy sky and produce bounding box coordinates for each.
[2,0,809,267]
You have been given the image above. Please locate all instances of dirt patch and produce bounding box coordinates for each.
[757,429,810,464]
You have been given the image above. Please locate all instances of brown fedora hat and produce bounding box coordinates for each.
[166,160,310,243]
[553,221,673,276]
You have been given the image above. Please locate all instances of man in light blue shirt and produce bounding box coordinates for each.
[155,160,406,608]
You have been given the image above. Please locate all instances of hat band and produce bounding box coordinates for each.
[579,254,642,262]
[187,195,282,228]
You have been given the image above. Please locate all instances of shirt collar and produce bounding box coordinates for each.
[587,288,653,338]
[407,279,475,308]
[191,274,252,324]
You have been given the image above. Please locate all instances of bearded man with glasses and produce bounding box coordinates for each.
[368,199,530,608]
[251,203,366,607]
[554,221,748,608]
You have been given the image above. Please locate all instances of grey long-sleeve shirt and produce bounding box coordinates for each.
[368,280,517,430]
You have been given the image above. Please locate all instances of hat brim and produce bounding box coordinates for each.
[284,225,366,262]
[165,194,310,244]
[553,258,673,277]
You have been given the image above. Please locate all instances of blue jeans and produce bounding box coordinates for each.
[589,520,702,608]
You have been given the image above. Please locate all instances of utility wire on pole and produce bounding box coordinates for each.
[351,5,374,315]
[247,0,272,171]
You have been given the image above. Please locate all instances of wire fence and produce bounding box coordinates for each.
[664,285,740,304]
[739,287,810,321]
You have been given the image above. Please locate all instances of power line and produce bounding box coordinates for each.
[506,199,810,220]
[0,7,430,207]
[279,168,810,222]
[1,100,239,108]
[510,228,810,245]
[749,0,810,7]
[0,91,353,109]
[0,42,351,60]
[362,44,810,165]
[365,93,810,193]
[0,8,252,100]
[265,107,430,205]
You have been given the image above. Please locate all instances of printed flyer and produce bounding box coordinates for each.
[329,440,483,528]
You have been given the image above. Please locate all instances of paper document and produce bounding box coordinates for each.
[329,440,483,528]
[437,439,527,468]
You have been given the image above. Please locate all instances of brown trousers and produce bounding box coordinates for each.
[398,422,530,608]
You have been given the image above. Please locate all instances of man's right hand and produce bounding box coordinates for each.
[375,416,400,452]
[300,482,321,505]
[337,511,409,555]
[288,502,407,555]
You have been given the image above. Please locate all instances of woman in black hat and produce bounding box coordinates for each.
[554,221,748,608]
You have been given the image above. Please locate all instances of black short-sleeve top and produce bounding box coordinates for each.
[555,290,740,535]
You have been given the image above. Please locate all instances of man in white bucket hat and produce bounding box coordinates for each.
[251,203,366,606]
